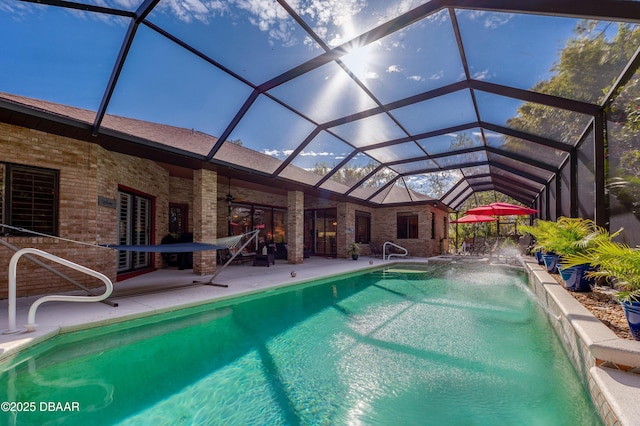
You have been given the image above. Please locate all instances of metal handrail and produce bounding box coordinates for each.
[382,241,409,260]
[5,248,113,333]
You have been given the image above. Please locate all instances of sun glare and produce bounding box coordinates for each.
[342,44,378,81]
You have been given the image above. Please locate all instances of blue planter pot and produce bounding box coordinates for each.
[535,250,544,265]
[558,264,592,292]
[621,301,640,341]
[542,253,560,274]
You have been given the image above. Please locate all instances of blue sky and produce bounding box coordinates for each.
[0,1,631,198]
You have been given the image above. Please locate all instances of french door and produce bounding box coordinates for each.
[117,190,152,272]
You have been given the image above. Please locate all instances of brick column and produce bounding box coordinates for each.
[337,202,349,258]
[287,190,304,264]
[193,169,217,275]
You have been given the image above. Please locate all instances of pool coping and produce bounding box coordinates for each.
[522,257,640,426]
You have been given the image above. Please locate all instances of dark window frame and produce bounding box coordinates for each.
[355,210,371,244]
[397,212,418,239]
[2,163,59,236]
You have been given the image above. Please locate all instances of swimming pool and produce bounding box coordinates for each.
[0,264,601,425]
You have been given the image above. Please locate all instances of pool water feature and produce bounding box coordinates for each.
[0,264,602,425]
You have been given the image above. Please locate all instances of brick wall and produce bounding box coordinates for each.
[0,121,447,299]
[0,123,107,298]
[302,195,440,258]
[169,176,194,230]
[0,123,172,298]
[97,148,170,271]
[366,205,440,258]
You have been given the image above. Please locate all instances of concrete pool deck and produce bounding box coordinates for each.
[0,254,639,425]
[0,256,392,356]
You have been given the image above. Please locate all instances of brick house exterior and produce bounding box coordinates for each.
[0,102,447,299]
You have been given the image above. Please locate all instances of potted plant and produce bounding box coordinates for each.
[551,218,615,292]
[522,218,616,290]
[563,240,640,339]
[521,220,562,272]
[347,243,360,260]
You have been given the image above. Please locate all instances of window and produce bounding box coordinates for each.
[355,211,371,244]
[431,213,436,239]
[117,189,153,273]
[443,215,448,239]
[1,163,59,235]
[397,212,418,239]
[229,202,287,247]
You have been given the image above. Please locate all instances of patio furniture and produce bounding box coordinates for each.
[253,246,275,267]
[274,243,287,260]
[253,244,276,267]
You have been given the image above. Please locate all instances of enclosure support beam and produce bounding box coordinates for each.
[594,112,607,229]
[570,147,578,218]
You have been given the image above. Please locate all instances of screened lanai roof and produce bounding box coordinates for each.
[2,0,640,210]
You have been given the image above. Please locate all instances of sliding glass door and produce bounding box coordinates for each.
[304,208,337,256]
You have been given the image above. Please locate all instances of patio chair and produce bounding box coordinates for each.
[517,235,534,255]
[460,238,474,255]
[470,237,486,255]
[253,244,275,267]
[274,243,288,260]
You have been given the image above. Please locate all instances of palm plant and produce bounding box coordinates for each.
[522,217,615,258]
[563,240,640,302]
[521,219,559,253]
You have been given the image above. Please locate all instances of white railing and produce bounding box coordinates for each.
[5,248,113,334]
[382,241,409,261]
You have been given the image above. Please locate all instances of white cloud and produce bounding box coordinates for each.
[460,10,513,29]
[484,13,514,29]
[387,65,401,73]
[428,71,444,80]
[483,132,502,139]
[472,69,490,80]
[300,150,333,157]
[408,75,422,81]
[114,0,142,8]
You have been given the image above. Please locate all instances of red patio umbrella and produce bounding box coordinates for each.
[465,202,538,216]
[450,214,499,224]
[465,202,538,234]
[451,214,498,252]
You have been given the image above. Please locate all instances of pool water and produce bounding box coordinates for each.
[0,264,601,425]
